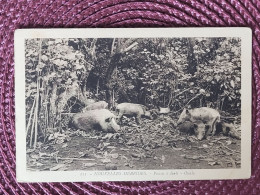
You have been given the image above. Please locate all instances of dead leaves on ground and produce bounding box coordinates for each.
[181,137,240,168]
[27,115,241,170]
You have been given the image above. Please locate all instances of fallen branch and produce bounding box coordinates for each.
[38,156,96,161]
[172,94,202,114]
[184,93,202,108]
[123,42,138,52]
[183,154,208,160]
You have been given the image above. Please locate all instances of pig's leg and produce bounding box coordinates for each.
[117,113,123,124]
[136,114,141,124]
[204,125,210,138]
[206,123,213,136]
[211,117,219,135]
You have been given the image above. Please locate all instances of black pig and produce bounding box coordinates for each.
[178,120,209,140]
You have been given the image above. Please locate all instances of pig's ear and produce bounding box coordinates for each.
[105,117,112,122]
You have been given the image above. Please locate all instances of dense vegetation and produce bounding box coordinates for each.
[25,37,241,148]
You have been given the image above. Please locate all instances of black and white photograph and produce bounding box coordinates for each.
[15,28,251,182]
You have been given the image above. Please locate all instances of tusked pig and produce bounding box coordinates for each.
[178,120,210,140]
[177,107,220,136]
[72,109,120,133]
[83,101,108,111]
[116,103,151,124]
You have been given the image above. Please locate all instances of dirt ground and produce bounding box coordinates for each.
[27,116,241,171]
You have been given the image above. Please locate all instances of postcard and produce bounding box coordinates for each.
[15,27,252,182]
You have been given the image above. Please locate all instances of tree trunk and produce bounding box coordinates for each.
[104,53,122,107]
[33,78,40,149]
[80,39,97,97]
[186,38,197,75]
[26,97,36,136]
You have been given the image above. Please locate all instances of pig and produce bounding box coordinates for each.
[83,101,108,111]
[72,109,120,133]
[178,121,195,135]
[193,120,210,140]
[84,99,95,106]
[177,107,220,136]
[216,122,240,140]
[178,120,210,140]
[116,103,151,124]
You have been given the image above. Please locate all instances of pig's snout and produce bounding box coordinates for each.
[105,117,120,132]
[197,133,205,140]
[194,123,206,141]
[112,118,120,132]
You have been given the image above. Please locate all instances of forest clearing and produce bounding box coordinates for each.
[24,37,241,171]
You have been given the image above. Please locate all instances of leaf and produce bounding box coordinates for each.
[199,89,205,94]
[64,160,74,164]
[62,143,68,148]
[102,133,114,140]
[101,158,111,163]
[202,144,208,148]
[103,143,110,147]
[110,153,119,159]
[50,164,66,171]
[56,138,65,144]
[78,152,86,158]
[36,162,44,166]
[226,140,232,145]
[30,154,40,159]
[131,153,142,158]
[208,161,218,166]
[126,138,138,146]
[39,152,50,157]
[83,163,97,167]
[27,149,35,154]
[230,80,235,88]
[172,147,183,151]
[161,140,168,147]
[107,146,117,149]
[124,162,134,168]
[161,155,166,163]
[235,77,240,82]
[41,55,48,62]
[192,156,200,160]
[105,164,117,170]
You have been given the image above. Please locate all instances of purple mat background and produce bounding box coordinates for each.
[0,0,259,194]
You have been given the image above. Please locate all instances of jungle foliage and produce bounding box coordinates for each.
[25,37,241,147]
